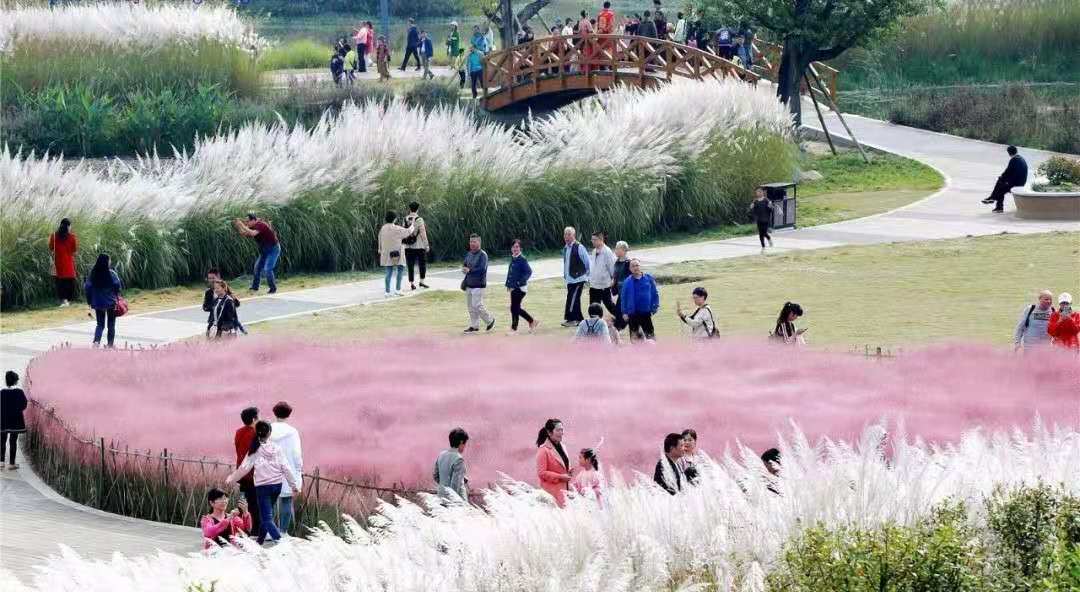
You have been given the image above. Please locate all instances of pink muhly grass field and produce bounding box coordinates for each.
[26,339,1080,488]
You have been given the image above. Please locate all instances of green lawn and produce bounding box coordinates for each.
[0,150,940,334]
[252,232,1080,350]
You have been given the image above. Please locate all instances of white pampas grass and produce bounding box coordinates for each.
[7,421,1077,592]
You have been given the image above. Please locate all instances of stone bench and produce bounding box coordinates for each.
[1012,185,1080,220]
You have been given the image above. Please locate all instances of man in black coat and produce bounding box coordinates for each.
[400,18,421,71]
[653,433,685,495]
[982,145,1028,213]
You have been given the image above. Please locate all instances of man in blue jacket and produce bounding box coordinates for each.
[400,18,421,71]
[620,258,660,342]
[561,226,591,327]
[981,145,1028,213]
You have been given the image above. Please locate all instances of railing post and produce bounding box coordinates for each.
[98,437,106,509]
[313,466,321,525]
[163,447,169,489]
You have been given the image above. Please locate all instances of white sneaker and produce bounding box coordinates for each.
[392,290,403,296]
[384,292,393,298]
[506,329,519,336]
[59,300,70,308]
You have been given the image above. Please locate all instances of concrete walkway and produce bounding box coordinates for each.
[1,110,1078,583]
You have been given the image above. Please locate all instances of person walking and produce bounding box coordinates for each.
[981,145,1028,213]
[200,488,252,550]
[379,211,417,297]
[467,43,484,99]
[484,24,497,53]
[653,432,685,495]
[268,401,302,535]
[233,213,281,294]
[771,301,806,345]
[1014,289,1055,352]
[403,202,431,290]
[652,0,667,40]
[400,18,421,71]
[353,21,369,73]
[738,21,755,68]
[588,231,618,319]
[203,268,244,335]
[376,35,392,81]
[574,303,612,343]
[505,239,538,334]
[562,227,591,327]
[452,48,467,88]
[1,371,27,471]
[446,21,461,58]
[419,30,435,80]
[749,186,774,254]
[225,420,299,545]
[571,447,602,506]
[611,241,632,331]
[471,25,488,53]
[433,427,469,501]
[535,419,572,508]
[48,218,78,307]
[597,1,616,70]
[233,406,261,538]
[207,280,241,339]
[1048,293,1079,351]
[620,259,660,342]
[676,287,716,339]
[673,11,686,43]
[638,11,657,38]
[462,234,496,334]
[84,253,122,348]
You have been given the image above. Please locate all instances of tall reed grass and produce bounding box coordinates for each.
[837,0,1080,89]
[1,78,795,308]
[10,419,1079,591]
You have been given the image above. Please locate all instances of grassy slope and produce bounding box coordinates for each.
[0,150,940,334]
[252,232,1080,349]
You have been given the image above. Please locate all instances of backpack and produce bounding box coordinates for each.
[582,318,606,338]
[402,215,419,246]
[691,305,720,338]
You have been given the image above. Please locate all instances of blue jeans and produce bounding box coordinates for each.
[251,243,281,292]
[276,495,294,534]
[93,307,117,346]
[254,483,282,543]
[384,265,404,293]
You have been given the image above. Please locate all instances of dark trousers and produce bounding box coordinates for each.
[255,482,283,544]
[0,432,19,465]
[405,248,427,283]
[612,295,627,330]
[239,480,261,538]
[988,179,1016,210]
[458,70,466,88]
[470,70,482,98]
[55,277,76,301]
[564,282,585,322]
[589,287,619,318]
[93,307,117,346]
[356,43,367,72]
[510,288,534,330]
[627,313,656,341]
[757,221,771,247]
[400,45,420,69]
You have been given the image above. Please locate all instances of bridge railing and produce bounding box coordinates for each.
[481,34,759,105]
[751,39,840,104]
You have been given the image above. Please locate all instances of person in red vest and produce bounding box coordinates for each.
[48,218,78,307]
[596,1,617,71]
[1048,293,1079,351]
[233,406,261,538]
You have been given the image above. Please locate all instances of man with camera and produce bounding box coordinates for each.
[1013,289,1054,352]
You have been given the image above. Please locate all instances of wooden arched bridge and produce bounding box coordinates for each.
[480,34,840,111]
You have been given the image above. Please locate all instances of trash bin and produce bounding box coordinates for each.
[761,181,797,229]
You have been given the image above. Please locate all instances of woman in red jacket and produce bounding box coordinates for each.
[48,218,78,307]
[535,418,572,507]
[200,487,252,550]
[1048,293,1079,350]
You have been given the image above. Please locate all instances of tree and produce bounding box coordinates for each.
[699,0,930,125]
[462,0,554,47]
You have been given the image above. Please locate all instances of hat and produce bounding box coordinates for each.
[1059,292,1073,304]
[450,20,458,26]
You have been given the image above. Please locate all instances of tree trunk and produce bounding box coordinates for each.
[776,41,809,127]
[483,0,554,46]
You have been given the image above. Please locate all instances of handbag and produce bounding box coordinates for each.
[114,295,129,317]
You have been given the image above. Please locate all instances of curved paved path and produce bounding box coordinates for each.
[2,107,1078,584]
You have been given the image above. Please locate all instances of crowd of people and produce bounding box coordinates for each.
[200,405,782,549]
[326,1,757,93]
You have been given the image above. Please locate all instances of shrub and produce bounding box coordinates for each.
[1037,156,1080,187]
[985,484,1080,590]
[258,39,330,71]
[402,78,462,111]
[767,503,991,591]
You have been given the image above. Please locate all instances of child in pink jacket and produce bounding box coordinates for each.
[570,447,603,507]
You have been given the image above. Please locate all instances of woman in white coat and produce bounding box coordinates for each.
[378,211,418,297]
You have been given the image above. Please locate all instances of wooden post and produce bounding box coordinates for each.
[808,68,870,164]
[804,74,836,156]
[163,448,169,489]
[98,437,106,509]
[313,466,321,525]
